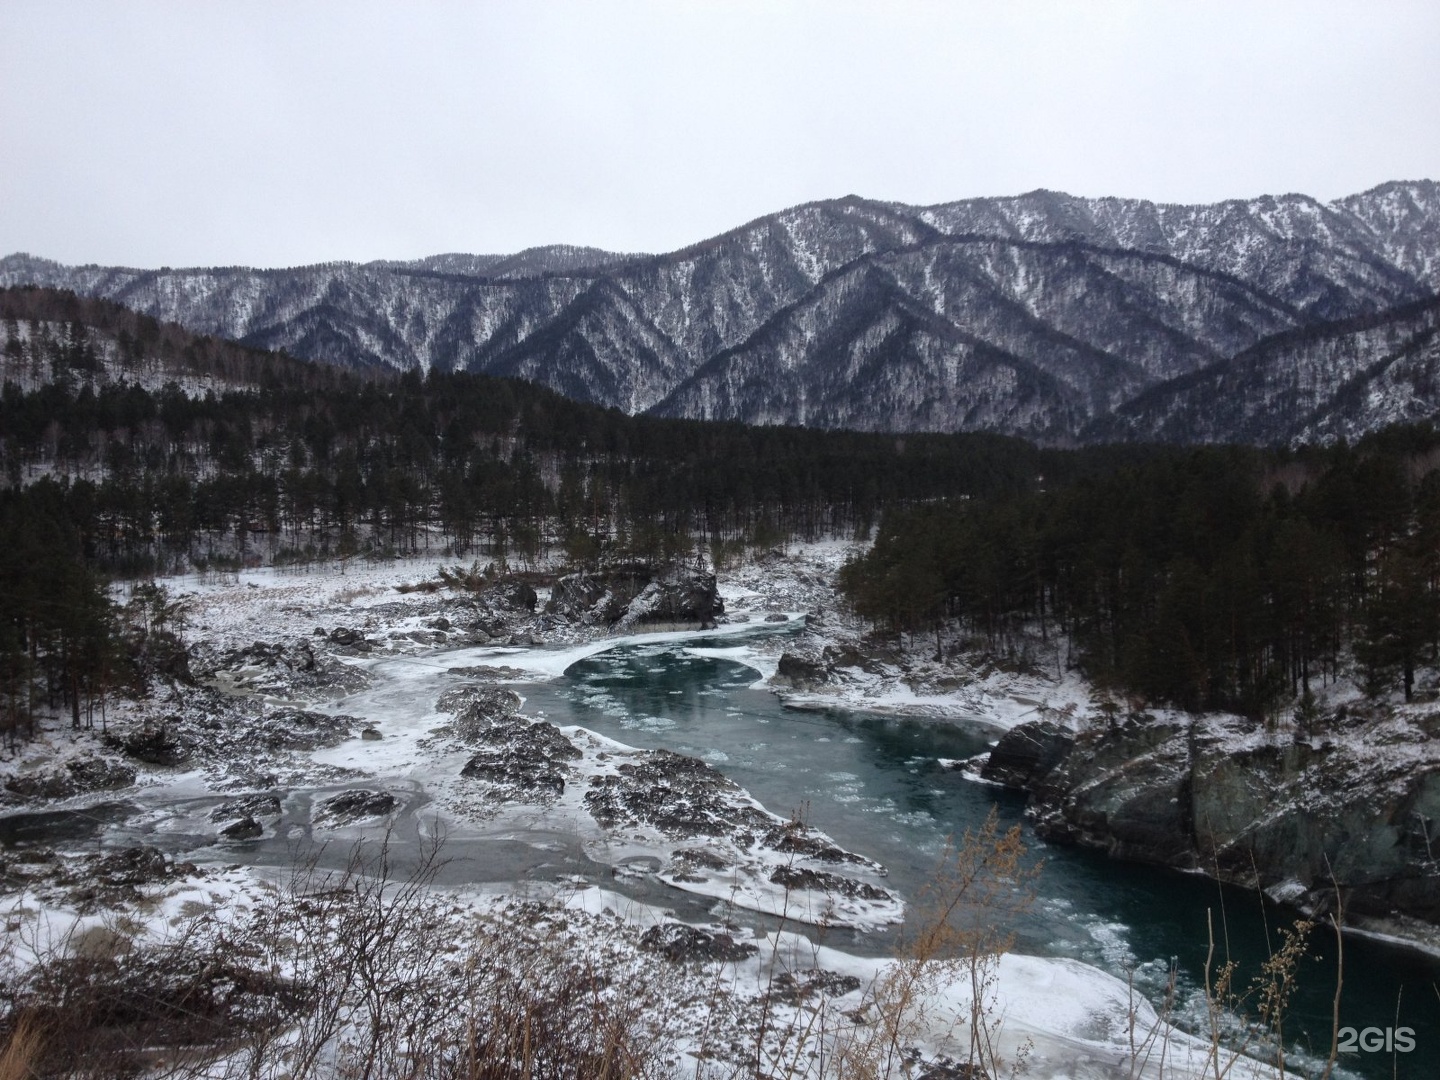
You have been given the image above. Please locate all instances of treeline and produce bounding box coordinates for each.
[0,368,1057,571]
[0,285,1079,574]
[840,426,1440,717]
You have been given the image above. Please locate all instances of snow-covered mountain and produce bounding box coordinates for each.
[1094,294,1440,445]
[4,180,1439,443]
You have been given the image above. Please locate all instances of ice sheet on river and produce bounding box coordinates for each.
[420,678,903,930]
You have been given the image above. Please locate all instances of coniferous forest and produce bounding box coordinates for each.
[840,427,1440,718]
[5,283,1440,744]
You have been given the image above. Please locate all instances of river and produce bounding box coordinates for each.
[519,632,1440,1080]
[4,622,1437,1078]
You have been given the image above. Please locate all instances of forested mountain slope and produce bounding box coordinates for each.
[4,181,1438,442]
[0,285,1071,575]
[1095,295,1440,445]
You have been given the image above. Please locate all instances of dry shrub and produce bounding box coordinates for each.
[0,835,676,1079]
[825,808,1040,1079]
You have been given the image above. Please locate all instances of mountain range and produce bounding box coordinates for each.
[5,180,1440,445]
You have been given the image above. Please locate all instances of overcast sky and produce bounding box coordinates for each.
[3,1,1438,269]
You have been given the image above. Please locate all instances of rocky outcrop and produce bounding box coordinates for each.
[315,789,397,824]
[979,720,1073,789]
[479,578,538,613]
[546,564,722,629]
[459,718,581,797]
[105,723,195,767]
[3,756,137,800]
[986,711,1440,926]
[196,637,371,698]
[585,749,771,840]
[639,923,758,962]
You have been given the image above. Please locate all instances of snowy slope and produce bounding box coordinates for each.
[4,180,1439,442]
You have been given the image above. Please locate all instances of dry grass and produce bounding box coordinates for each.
[0,1013,45,1080]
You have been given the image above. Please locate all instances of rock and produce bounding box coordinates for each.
[768,969,863,1004]
[672,847,732,871]
[616,569,724,630]
[1030,719,1194,867]
[94,845,170,885]
[315,789,397,824]
[472,616,509,638]
[546,564,722,629]
[639,923,757,962]
[262,709,355,751]
[328,626,363,646]
[545,568,636,624]
[459,718,581,798]
[106,723,194,767]
[4,757,137,800]
[210,794,282,823]
[361,726,383,741]
[760,822,864,864]
[915,1059,989,1079]
[1016,710,1440,926]
[584,749,771,839]
[764,613,789,623]
[481,579,538,613]
[768,865,893,902]
[220,815,263,840]
[773,651,828,689]
[221,640,317,672]
[979,720,1074,789]
[436,684,523,730]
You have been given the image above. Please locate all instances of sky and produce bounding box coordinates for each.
[3,1,1439,269]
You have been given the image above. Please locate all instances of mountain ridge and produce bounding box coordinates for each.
[5,179,1439,445]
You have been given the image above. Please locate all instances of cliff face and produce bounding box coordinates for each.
[984,709,1440,928]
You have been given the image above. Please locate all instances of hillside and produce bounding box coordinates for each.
[6,181,1439,443]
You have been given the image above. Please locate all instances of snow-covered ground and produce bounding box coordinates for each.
[0,547,1301,1078]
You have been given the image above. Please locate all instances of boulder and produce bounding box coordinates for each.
[980,720,1074,789]
[546,564,722,629]
[639,923,758,962]
[94,845,171,885]
[4,756,137,800]
[773,651,828,689]
[210,794,282,823]
[106,723,195,767]
[315,789,397,824]
[219,815,263,840]
[481,579,538,613]
[616,569,723,630]
[545,569,637,624]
